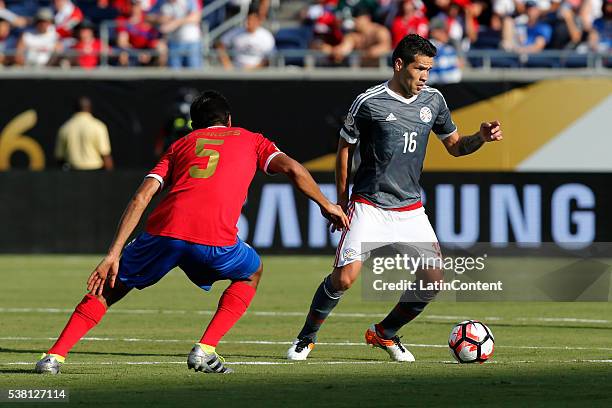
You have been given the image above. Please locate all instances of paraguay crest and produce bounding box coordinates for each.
[420,106,432,123]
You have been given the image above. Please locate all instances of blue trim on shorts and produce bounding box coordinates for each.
[118,233,261,291]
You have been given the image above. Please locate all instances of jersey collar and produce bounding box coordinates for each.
[384,81,418,105]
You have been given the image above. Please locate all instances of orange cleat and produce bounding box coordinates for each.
[365,325,415,362]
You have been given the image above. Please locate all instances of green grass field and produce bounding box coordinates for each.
[1,255,611,407]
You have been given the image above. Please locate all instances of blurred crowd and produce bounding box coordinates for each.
[0,0,609,72]
[300,0,611,71]
[0,0,272,69]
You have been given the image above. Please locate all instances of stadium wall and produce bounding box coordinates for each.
[1,76,611,253]
[1,171,609,253]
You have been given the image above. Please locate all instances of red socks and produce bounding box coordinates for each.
[47,282,254,357]
[48,294,107,358]
[199,281,256,347]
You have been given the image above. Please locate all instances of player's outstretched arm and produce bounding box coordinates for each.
[87,177,160,295]
[442,120,503,157]
[335,137,355,211]
[267,154,350,231]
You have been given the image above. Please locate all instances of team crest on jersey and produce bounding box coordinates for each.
[343,248,358,260]
[420,107,432,123]
[344,112,355,130]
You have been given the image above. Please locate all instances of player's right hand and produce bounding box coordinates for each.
[321,203,350,232]
[87,255,119,296]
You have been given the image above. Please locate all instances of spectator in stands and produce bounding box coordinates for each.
[552,1,586,48]
[0,16,17,65]
[148,0,203,69]
[70,20,102,69]
[55,96,113,171]
[428,16,462,83]
[581,0,604,31]
[502,0,553,52]
[464,0,488,45]
[0,1,27,29]
[116,0,167,67]
[106,0,136,17]
[79,0,155,24]
[78,0,119,24]
[303,0,343,49]
[492,0,526,31]
[322,7,391,65]
[390,0,429,48]
[431,0,469,48]
[216,8,275,69]
[226,0,270,20]
[15,8,61,67]
[336,0,380,30]
[54,0,84,40]
[589,0,611,51]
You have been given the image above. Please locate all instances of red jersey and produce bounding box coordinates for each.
[145,126,281,246]
[73,39,101,69]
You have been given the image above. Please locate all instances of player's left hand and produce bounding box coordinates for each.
[480,120,503,142]
[87,255,119,296]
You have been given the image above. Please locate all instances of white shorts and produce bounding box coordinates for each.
[334,201,440,267]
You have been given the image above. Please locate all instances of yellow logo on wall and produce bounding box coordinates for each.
[0,110,45,171]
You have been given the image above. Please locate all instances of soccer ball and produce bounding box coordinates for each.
[448,320,495,364]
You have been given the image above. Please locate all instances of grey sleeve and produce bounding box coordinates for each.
[432,92,457,140]
[339,98,370,145]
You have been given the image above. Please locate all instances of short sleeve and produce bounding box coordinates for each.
[339,95,371,145]
[431,91,457,140]
[538,24,552,44]
[146,146,174,190]
[97,123,111,156]
[262,30,275,54]
[256,134,282,175]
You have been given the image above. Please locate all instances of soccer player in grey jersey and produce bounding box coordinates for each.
[287,34,503,362]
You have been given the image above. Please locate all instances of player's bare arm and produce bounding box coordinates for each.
[87,177,160,296]
[335,137,356,211]
[442,120,503,157]
[267,153,349,231]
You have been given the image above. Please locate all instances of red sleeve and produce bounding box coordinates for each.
[255,134,282,174]
[146,145,174,189]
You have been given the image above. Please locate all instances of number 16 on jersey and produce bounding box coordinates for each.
[403,131,417,153]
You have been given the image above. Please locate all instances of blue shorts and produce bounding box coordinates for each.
[118,233,261,291]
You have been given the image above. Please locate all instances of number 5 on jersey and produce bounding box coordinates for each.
[189,138,224,178]
[403,131,417,153]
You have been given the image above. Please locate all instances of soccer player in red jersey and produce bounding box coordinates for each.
[35,90,349,375]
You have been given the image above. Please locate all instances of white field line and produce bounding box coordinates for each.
[1,337,612,352]
[2,360,612,366]
[0,308,609,325]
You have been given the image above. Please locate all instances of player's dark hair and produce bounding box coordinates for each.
[76,96,92,113]
[190,90,231,129]
[392,34,437,67]
[247,5,260,16]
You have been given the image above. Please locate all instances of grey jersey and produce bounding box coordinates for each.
[340,81,457,209]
